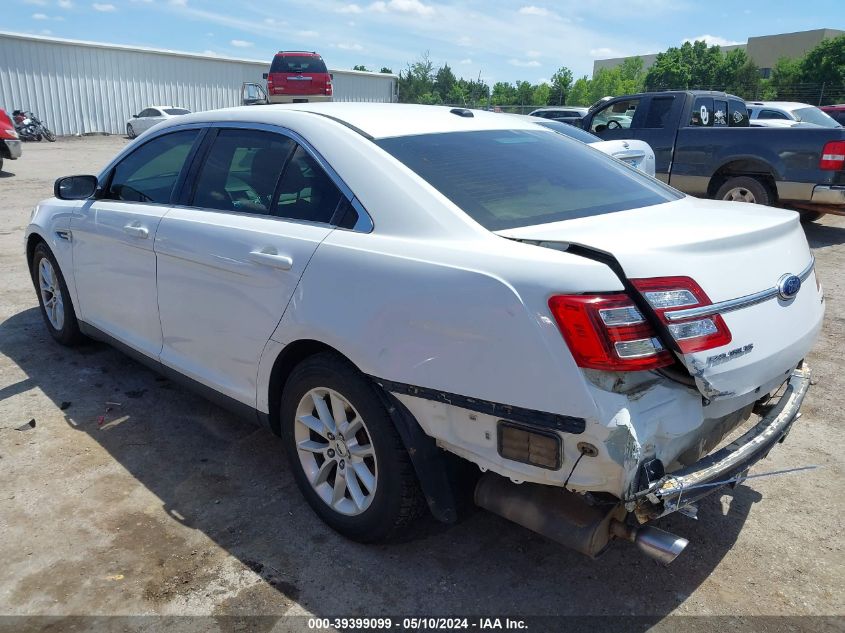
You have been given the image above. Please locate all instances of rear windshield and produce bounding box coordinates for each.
[793,106,841,128]
[270,55,328,74]
[164,108,190,116]
[376,130,681,230]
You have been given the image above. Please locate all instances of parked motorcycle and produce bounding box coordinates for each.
[12,110,56,142]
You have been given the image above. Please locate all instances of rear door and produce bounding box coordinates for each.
[154,125,347,405]
[71,128,201,356]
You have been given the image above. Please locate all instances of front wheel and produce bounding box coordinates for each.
[280,352,426,542]
[127,124,136,139]
[715,176,772,206]
[31,242,82,346]
[43,128,56,142]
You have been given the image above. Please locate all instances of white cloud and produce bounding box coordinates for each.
[202,49,221,57]
[41,28,53,34]
[459,58,472,65]
[57,0,73,7]
[518,5,553,17]
[263,17,286,25]
[230,39,253,47]
[25,0,48,5]
[169,0,187,6]
[456,35,472,47]
[32,12,49,19]
[92,3,116,11]
[336,3,363,13]
[369,0,434,16]
[682,34,742,47]
[526,50,541,58]
[336,42,364,50]
[297,30,319,38]
[509,58,541,67]
[589,47,621,58]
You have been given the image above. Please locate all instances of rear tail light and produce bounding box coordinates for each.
[548,294,673,371]
[820,141,845,170]
[549,276,732,372]
[632,276,731,354]
[326,80,333,96]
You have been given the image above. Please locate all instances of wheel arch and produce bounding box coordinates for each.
[26,231,47,276]
[707,157,780,201]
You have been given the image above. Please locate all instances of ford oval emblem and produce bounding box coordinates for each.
[777,274,802,300]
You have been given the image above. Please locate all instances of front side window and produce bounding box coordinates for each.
[106,129,199,203]
[758,109,789,120]
[377,130,681,231]
[192,129,294,214]
[590,98,639,132]
[272,146,344,223]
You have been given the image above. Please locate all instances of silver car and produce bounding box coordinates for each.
[126,106,191,138]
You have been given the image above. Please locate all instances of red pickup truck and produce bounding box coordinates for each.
[0,108,22,172]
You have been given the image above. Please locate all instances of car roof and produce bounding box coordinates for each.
[530,106,588,112]
[173,103,546,140]
[275,51,320,56]
[747,101,811,111]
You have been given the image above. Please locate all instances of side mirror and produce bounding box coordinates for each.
[55,175,98,200]
[132,114,138,118]
[262,72,268,79]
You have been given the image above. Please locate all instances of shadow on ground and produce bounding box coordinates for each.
[0,307,760,620]
[804,219,845,249]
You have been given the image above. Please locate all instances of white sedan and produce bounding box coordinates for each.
[126,105,191,138]
[27,104,822,563]
[510,114,656,176]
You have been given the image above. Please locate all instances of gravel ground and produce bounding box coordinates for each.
[0,137,843,631]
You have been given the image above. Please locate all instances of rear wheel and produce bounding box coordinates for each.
[280,352,426,542]
[799,211,824,223]
[31,242,82,346]
[715,176,772,206]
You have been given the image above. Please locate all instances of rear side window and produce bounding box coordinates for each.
[192,129,294,214]
[758,109,789,120]
[107,130,198,203]
[377,130,681,231]
[713,99,728,126]
[164,108,190,115]
[270,55,328,74]
[272,146,344,223]
[728,99,749,126]
[689,97,714,126]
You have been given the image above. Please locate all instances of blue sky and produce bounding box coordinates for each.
[8,0,845,83]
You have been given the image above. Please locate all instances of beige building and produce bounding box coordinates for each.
[592,28,844,78]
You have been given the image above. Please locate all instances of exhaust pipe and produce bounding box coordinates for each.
[611,521,689,566]
[475,473,688,564]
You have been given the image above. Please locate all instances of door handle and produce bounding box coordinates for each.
[249,248,293,270]
[123,223,149,239]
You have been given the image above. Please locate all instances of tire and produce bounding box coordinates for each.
[280,352,426,543]
[0,157,3,173]
[43,128,56,142]
[715,176,772,206]
[799,211,824,223]
[127,124,136,139]
[31,242,83,346]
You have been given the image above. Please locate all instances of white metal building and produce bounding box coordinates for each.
[0,31,398,136]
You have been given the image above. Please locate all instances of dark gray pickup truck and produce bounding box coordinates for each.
[581,90,845,218]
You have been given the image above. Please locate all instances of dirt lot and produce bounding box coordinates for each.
[0,137,843,630]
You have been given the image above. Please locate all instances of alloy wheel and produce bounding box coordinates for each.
[294,387,378,516]
[38,258,65,331]
[722,187,757,203]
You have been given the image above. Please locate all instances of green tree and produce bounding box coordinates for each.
[352,64,369,71]
[397,51,435,104]
[491,81,517,105]
[532,83,551,106]
[434,63,457,102]
[548,67,573,105]
[567,76,591,106]
[799,34,845,93]
[515,80,534,106]
[380,67,393,73]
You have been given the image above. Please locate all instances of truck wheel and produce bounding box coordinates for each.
[716,176,772,206]
[799,211,824,223]
[280,352,426,543]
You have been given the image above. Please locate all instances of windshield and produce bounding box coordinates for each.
[793,107,841,128]
[534,120,600,143]
[377,130,681,230]
[164,108,190,116]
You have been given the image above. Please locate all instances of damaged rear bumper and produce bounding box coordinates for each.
[629,362,811,521]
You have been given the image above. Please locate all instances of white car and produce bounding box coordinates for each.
[510,114,656,176]
[747,101,841,128]
[27,104,823,564]
[126,105,191,138]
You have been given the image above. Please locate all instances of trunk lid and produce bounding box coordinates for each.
[498,196,824,401]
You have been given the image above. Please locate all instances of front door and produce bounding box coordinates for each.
[154,127,346,406]
[71,129,201,356]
